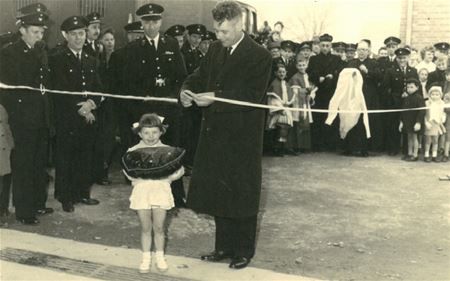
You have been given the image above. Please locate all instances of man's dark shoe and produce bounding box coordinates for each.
[17,217,39,225]
[80,198,100,205]
[229,257,251,269]
[201,251,232,262]
[62,202,74,212]
[36,207,54,216]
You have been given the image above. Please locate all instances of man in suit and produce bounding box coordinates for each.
[0,12,53,225]
[382,47,419,155]
[49,16,103,212]
[83,12,102,60]
[306,33,343,151]
[122,3,187,207]
[180,1,272,270]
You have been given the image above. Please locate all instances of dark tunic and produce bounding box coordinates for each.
[400,92,425,134]
[382,62,419,153]
[121,35,187,146]
[426,69,446,90]
[49,46,102,203]
[180,41,204,75]
[0,39,51,218]
[182,34,272,218]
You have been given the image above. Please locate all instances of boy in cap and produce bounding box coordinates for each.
[267,41,281,58]
[83,12,102,59]
[0,11,53,224]
[49,15,103,212]
[382,47,419,156]
[181,24,207,74]
[296,41,312,62]
[165,24,185,49]
[306,33,343,151]
[199,31,215,56]
[345,43,357,62]
[332,41,346,61]
[271,40,296,81]
[124,21,144,42]
[122,3,187,207]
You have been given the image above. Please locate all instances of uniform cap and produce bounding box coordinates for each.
[18,13,49,28]
[394,47,410,56]
[16,2,48,19]
[384,36,401,46]
[165,24,185,37]
[434,42,450,51]
[136,3,164,21]
[319,33,333,42]
[124,21,143,33]
[61,16,88,32]
[86,12,101,24]
[186,24,207,36]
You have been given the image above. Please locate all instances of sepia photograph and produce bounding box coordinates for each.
[0,0,449,280]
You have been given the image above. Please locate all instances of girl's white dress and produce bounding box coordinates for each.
[125,140,184,210]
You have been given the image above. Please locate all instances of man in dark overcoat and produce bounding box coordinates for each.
[347,40,382,154]
[306,33,343,151]
[382,48,419,155]
[49,16,102,212]
[0,12,53,224]
[121,3,187,207]
[180,1,272,270]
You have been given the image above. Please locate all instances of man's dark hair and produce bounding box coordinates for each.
[212,1,242,24]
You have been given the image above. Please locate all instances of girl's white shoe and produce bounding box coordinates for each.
[139,252,151,273]
[155,251,168,272]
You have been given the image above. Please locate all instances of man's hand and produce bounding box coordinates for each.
[84,112,96,124]
[77,100,95,116]
[325,74,333,79]
[399,121,403,132]
[359,64,368,74]
[180,90,194,107]
[194,92,215,107]
[414,122,421,131]
[319,77,325,83]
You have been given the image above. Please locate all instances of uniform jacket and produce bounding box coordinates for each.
[306,52,343,108]
[0,39,50,130]
[122,35,187,98]
[182,33,272,218]
[181,41,204,75]
[382,62,419,108]
[48,46,102,131]
[427,69,446,90]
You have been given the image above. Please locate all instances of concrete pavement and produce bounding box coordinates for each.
[0,229,323,281]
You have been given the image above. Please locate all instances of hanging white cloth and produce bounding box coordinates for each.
[325,68,371,139]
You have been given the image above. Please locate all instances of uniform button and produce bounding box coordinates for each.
[206,128,210,132]
[157,66,160,69]
[82,82,86,85]
[40,68,43,71]
[158,74,162,77]
[82,76,85,79]
[202,118,205,121]
[156,57,159,61]
[18,99,22,103]
[40,75,43,79]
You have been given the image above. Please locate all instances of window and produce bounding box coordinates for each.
[79,0,107,16]
[241,8,248,32]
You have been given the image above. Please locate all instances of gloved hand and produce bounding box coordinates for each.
[414,122,421,131]
[180,90,194,107]
[77,100,96,116]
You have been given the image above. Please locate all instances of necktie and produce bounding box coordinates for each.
[91,41,96,52]
[150,39,156,52]
[76,52,81,61]
[224,47,232,63]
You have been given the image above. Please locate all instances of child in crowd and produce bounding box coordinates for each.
[0,104,13,225]
[399,78,425,161]
[427,56,447,89]
[267,64,296,156]
[423,86,446,162]
[415,46,436,73]
[124,113,184,273]
[288,58,317,152]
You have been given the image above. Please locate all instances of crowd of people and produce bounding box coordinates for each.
[0,0,449,273]
[256,24,450,161]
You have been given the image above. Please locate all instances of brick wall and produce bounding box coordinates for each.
[399,0,450,50]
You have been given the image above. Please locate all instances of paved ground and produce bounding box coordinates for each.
[1,152,450,281]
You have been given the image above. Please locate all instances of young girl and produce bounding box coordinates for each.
[399,78,425,161]
[423,86,446,162]
[125,113,184,273]
[266,64,296,156]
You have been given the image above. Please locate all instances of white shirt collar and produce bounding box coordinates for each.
[145,33,160,50]
[229,32,244,55]
[69,48,82,58]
